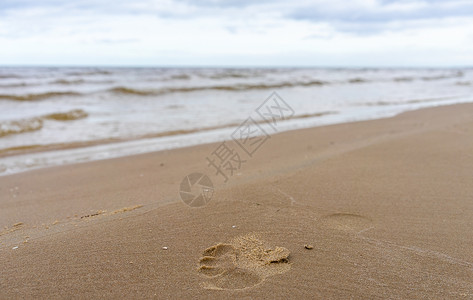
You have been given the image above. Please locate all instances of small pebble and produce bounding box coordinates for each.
[232,225,237,228]
[12,246,18,250]
[162,246,168,250]
[304,244,314,250]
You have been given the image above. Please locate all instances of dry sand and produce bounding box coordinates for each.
[1,103,472,298]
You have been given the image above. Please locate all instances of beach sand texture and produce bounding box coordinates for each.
[1,103,472,298]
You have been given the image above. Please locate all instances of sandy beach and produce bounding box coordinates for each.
[1,103,472,298]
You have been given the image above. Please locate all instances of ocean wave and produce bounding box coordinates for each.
[142,111,337,138]
[197,69,268,80]
[0,74,21,79]
[43,109,88,121]
[421,72,463,81]
[207,71,259,80]
[110,87,156,96]
[364,96,460,106]
[165,104,184,109]
[0,109,88,139]
[51,79,115,85]
[214,80,328,90]
[347,78,368,84]
[109,75,465,97]
[0,91,82,101]
[168,74,191,80]
[392,72,463,83]
[108,80,329,96]
[393,77,415,82]
[0,79,112,88]
[0,118,43,137]
[0,82,30,88]
[66,70,112,76]
[293,111,338,119]
[0,109,336,155]
[209,73,251,79]
[52,79,86,85]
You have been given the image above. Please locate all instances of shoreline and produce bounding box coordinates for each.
[1,98,472,177]
[1,102,473,298]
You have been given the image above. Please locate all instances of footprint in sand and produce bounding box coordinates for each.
[198,234,291,290]
[322,212,373,233]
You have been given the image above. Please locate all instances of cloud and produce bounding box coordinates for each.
[286,0,473,33]
[0,0,472,66]
[175,0,271,8]
[0,0,194,18]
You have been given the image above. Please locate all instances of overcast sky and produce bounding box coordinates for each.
[1,0,472,66]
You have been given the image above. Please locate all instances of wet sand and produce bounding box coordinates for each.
[1,103,472,298]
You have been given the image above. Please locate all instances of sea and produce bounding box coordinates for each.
[1,67,472,175]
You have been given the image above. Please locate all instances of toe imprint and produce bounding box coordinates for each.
[322,212,373,232]
[198,234,291,290]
